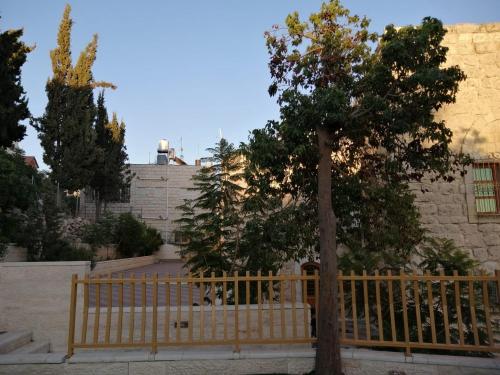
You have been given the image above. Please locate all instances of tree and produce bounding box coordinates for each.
[176,139,246,276]
[35,5,114,204]
[0,149,39,256]
[90,91,131,220]
[0,21,33,148]
[253,2,466,373]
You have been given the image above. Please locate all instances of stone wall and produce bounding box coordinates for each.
[412,23,500,271]
[1,349,499,374]
[0,261,91,351]
[91,255,156,276]
[80,164,200,260]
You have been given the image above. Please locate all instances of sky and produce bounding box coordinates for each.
[2,0,500,170]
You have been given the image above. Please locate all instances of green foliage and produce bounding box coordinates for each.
[0,22,33,148]
[176,139,246,276]
[115,213,163,258]
[35,5,115,192]
[418,238,479,275]
[89,92,131,219]
[176,139,316,280]
[83,212,163,258]
[0,149,40,251]
[82,211,117,246]
[256,4,468,370]
[341,238,490,356]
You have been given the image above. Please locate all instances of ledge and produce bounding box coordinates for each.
[64,348,500,370]
[0,353,65,364]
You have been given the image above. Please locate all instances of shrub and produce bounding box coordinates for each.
[84,212,164,258]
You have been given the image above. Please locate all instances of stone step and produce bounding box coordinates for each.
[0,331,32,354]
[9,340,50,354]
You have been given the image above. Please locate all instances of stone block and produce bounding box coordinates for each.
[474,41,500,54]
[487,246,500,260]
[465,234,486,248]
[418,204,438,216]
[129,361,166,375]
[438,215,468,224]
[64,362,129,375]
[438,204,464,217]
[472,247,489,260]
[443,224,462,234]
[459,224,480,235]
[477,223,500,233]
[483,233,500,246]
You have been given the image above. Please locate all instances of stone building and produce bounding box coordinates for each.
[80,147,201,260]
[411,22,500,272]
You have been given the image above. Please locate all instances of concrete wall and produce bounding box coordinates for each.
[80,164,200,260]
[1,349,499,374]
[0,245,27,262]
[91,256,156,276]
[0,261,91,351]
[411,23,500,271]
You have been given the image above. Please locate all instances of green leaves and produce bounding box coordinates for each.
[0,24,32,148]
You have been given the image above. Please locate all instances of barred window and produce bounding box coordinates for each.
[473,162,500,215]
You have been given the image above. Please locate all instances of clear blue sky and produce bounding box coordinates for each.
[2,0,499,169]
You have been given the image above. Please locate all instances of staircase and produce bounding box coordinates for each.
[0,330,50,358]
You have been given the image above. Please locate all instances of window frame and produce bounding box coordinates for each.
[472,161,500,216]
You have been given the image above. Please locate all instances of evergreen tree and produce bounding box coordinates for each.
[89,90,131,219]
[175,139,245,276]
[35,5,114,202]
[0,21,33,148]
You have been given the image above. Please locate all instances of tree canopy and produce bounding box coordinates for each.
[36,4,115,193]
[0,22,32,148]
[246,2,466,373]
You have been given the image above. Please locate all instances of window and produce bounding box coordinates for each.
[473,162,500,215]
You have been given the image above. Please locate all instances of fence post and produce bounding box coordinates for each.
[496,270,500,304]
[152,273,158,354]
[67,274,78,357]
[400,269,411,356]
[234,271,240,353]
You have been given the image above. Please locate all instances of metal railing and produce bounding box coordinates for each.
[67,270,500,357]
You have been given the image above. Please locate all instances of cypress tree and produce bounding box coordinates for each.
[36,4,114,203]
[89,102,131,219]
[0,22,33,148]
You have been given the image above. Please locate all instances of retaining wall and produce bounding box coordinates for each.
[91,256,156,276]
[0,261,91,351]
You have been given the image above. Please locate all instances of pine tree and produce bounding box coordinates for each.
[175,139,245,276]
[35,4,114,202]
[0,22,33,148]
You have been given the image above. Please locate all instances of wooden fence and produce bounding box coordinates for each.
[67,270,500,357]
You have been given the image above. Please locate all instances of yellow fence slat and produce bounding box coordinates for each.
[67,271,500,357]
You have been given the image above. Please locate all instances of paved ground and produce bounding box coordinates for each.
[89,261,204,307]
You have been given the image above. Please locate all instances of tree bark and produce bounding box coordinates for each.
[315,126,342,375]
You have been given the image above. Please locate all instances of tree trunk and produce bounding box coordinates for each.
[315,127,342,375]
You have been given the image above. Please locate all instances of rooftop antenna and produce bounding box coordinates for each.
[180,137,184,159]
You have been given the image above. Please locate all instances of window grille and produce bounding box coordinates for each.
[473,162,500,215]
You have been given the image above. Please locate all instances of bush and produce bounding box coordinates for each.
[42,238,94,261]
[82,212,117,246]
[83,212,164,258]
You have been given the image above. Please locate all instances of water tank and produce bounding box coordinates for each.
[158,139,169,154]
